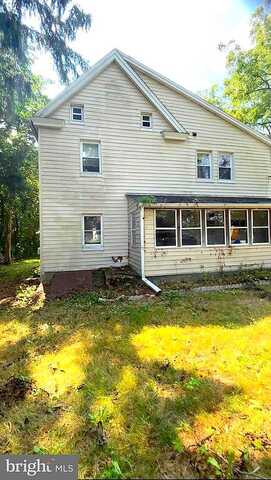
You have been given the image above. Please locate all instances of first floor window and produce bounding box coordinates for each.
[181,210,202,246]
[252,210,270,244]
[197,152,211,180]
[155,209,177,247]
[219,152,233,181]
[130,212,137,246]
[71,105,84,122]
[230,210,248,245]
[206,210,225,246]
[83,215,102,247]
[81,142,101,174]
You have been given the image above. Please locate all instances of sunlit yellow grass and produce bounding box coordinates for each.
[1,260,271,478]
[30,330,93,396]
[0,320,30,360]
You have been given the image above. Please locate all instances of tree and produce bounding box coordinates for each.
[0,132,32,263]
[0,57,47,264]
[201,5,271,135]
[0,0,91,125]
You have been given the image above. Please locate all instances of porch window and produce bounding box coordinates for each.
[252,210,270,244]
[229,210,248,245]
[155,209,177,247]
[83,215,103,248]
[206,210,226,246]
[197,152,212,180]
[181,210,202,246]
[219,152,233,181]
[130,212,137,246]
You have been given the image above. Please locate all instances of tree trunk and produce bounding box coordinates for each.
[3,207,13,264]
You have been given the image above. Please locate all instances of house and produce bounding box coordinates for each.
[32,49,271,292]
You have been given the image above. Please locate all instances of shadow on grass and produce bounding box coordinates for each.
[0,287,271,477]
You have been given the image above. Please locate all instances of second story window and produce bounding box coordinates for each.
[81,142,101,174]
[141,113,152,129]
[71,105,84,122]
[219,152,233,181]
[197,152,211,180]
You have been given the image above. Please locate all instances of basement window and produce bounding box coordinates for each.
[155,209,177,247]
[71,105,84,122]
[141,113,152,129]
[83,215,103,248]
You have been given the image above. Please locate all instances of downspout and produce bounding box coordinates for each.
[140,205,161,294]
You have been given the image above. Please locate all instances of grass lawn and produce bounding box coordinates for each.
[0,260,271,478]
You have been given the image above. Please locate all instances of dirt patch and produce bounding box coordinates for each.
[44,270,93,299]
[0,376,34,408]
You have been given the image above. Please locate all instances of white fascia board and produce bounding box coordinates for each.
[114,51,188,134]
[32,117,65,128]
[120,50,271,148]
[162,131,189,141]
[36,49,119,118]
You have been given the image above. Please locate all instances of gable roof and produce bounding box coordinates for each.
[36,48,271,147]
[121,50,271,147]
[36,49,188,134]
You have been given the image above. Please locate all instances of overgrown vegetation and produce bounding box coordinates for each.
[0,260,271,478]
[201,4,271,134]
[0,1,91,264]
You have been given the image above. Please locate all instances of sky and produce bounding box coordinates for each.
[33,0,262,100]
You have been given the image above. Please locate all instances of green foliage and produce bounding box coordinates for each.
[0,1,90,126]
[0,130,40,261]
[102,459,123,479]
[140,195,156,205]
[201,5,271,134]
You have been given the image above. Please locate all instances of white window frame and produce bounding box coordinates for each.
[218,152,234,183]
[180,210,202,247]
[155,209,177,249]
[205,209,226,247]
[82,214,103,250]
[130,211,137,247]
[141,112,152,129]
[251,209,270,245]
[71,104,84,122]
[80,141,102,176]
[196,151,212,182]
[229,209,249,246]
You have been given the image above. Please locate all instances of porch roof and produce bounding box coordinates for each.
[127,194,271,206]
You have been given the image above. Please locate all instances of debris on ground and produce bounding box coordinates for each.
[0,376,34,407]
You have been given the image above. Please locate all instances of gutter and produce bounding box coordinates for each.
[140,206,161,294]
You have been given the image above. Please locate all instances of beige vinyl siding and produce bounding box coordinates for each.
[39,61,271,274]
[128,198,142,274]
[144,208,271,276]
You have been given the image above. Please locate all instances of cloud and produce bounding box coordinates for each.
[33,0,253,99]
